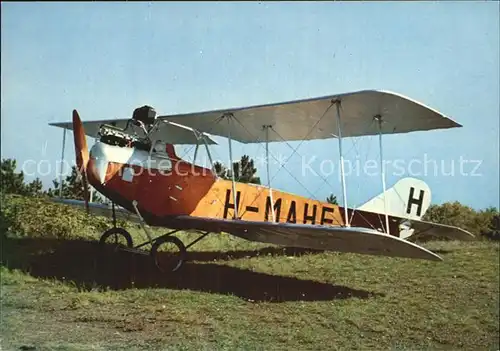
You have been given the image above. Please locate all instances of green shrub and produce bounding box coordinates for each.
[0,194,129,240]
[484,212,500,240]
[423,201,499,240]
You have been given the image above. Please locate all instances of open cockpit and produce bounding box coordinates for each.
[98,105,159,152]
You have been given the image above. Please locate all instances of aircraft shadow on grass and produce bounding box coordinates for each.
[1,236,383,302]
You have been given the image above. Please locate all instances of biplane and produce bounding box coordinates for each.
[49,90,475,272]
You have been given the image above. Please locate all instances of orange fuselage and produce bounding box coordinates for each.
[86,141,399,233]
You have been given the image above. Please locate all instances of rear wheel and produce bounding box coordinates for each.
[150,235,186,272]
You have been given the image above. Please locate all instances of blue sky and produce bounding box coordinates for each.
[1,1,499,210]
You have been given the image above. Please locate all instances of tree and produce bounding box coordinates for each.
[213,155,261,185]
[486,212,500,240]
[1,159,26,195]
[0,158,43,197]
[326,194,338,205]
[24,178,43,197]
[232,155,261,184]
[479,206,500,240]
[213,161,228,179]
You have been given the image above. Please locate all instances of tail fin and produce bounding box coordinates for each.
[357,177,431,221]
[72,110,90,212]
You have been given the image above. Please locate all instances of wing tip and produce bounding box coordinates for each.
[427,251,444,262]
[461,230,477,241]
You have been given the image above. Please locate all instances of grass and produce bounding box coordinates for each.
[1,228,499,350]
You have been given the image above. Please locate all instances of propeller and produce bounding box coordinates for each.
[72,109,90,213]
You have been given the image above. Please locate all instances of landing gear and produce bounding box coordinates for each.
[150,235,186,272]
[99,227,133,250]
[98,201,210,272]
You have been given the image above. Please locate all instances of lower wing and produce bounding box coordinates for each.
[48,199,446,261]
[49,198,141,224]
[170,216,442,261]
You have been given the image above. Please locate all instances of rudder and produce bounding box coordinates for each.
[357,177,431,221]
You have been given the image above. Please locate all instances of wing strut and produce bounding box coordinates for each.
[193,141,199,163]
[334,100,350,227]
[376,115,390,234]
[226,114,239,219]
[58,128,67,198]
[202,136,215,173]
[264,125,275,222]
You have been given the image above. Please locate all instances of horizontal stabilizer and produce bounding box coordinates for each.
[410,220,476,241]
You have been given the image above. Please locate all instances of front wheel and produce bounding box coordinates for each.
[150,235,186,272]
[99,227,134,251]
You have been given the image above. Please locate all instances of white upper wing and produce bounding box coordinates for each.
[158,90,462,144]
